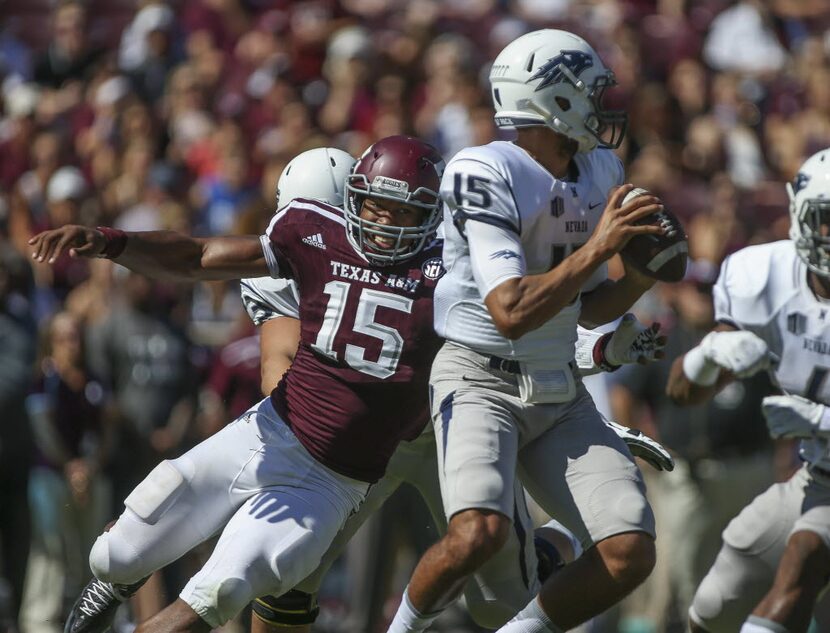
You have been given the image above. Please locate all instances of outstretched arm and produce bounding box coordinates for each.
[29,225,271,282]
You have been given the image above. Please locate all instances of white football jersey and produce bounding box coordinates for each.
[434,140,623,366]
[714,240,830,468]
[240,277,299,324]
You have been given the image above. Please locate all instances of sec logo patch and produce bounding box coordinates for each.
[421,257,445,280]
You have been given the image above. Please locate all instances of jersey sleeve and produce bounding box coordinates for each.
[261,207,299,279]
[240,277,300,324]
[467,220,526,297]
[713,245,777,329]
[441,155,522,238]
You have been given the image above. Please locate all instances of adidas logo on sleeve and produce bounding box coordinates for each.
[302,233,326,249]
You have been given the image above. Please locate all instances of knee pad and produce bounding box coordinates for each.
[689,573,725,632]
[90,460,187,584]
[89,529,142,585]
[252,590,320,627]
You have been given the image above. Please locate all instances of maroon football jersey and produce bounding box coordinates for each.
[264,199,445,482]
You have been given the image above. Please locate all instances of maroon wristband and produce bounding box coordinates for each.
[96,226,128,259]
[593,332,621,373]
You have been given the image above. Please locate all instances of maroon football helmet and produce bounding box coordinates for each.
[345,135,445,265]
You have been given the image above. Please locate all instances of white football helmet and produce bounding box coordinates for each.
[276,147,356,209]
[788,148,830,277]
[490,29,626,152]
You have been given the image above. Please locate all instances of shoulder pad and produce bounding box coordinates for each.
[714,241,796,328]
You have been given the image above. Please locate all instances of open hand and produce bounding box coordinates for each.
[603,313,666,366]
[29,225,105,264]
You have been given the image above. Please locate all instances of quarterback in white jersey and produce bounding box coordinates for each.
[388,29,672,633]
[668,149,830,633]
[435,139,623,372]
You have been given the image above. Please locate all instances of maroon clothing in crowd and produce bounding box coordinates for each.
[28,364,105,471]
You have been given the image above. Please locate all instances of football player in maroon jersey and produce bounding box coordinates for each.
[32,136,450,633]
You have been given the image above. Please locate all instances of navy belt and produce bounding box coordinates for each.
[488,355,521,374]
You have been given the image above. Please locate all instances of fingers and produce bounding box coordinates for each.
[29,234,45,261]
[627,224,666,237]
[608,183,636,210]
[48,231,78,264]
[622,201,663,223]
[31,231,60,263]
[619,193,661,215]
[30,227,97,263]
[30,232,54,262]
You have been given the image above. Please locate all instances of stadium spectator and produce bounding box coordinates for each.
[19,311,111,633]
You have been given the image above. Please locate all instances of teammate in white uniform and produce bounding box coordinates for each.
[668,149,830,633]
[241,151,672,632]
[387,30,672,633]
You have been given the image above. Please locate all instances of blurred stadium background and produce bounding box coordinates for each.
[1,0,829,632]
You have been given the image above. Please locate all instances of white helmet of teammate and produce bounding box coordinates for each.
[789,148,830,277]
[489,29,626,152]
[276,147,356,209]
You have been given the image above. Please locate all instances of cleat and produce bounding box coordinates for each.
[604,417,675,472]
[64,577,147,633]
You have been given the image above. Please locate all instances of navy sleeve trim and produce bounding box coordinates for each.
[452,208,520,239]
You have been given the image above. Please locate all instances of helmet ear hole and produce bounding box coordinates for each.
[555,96,571,111]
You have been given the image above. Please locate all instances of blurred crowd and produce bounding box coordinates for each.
[2,0,830,632]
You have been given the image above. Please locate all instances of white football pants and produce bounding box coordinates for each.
[88,397,368,627]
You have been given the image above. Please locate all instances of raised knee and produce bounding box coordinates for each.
[598,532,655,590]
[690,573,724,632]
[445,511,510,572]
[89,529,139,584]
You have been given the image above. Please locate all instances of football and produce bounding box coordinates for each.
[619,188,688,283]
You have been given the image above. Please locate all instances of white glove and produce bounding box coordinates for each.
[762,394,830,439]
[602,313,666,367]
[604,418,675,471]
[684,330,777,385]
[703,330,776,377]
